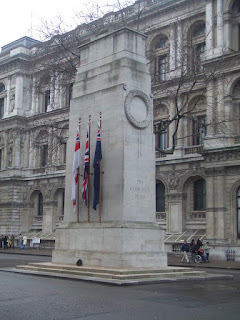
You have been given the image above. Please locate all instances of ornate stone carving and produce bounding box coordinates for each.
[165,192,185,200]
[205,167,226,176]
[205,150,240,163]
[124,90,152,129]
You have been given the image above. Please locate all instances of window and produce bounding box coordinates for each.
[230,1,240,51]
[232,0,240,15]
[152,34,169,83]
[192,23,205,38]
[193,115,206,146]
[62,142,67,164]
[0,149,2,169]
[0,98,4,119]
[155,55,168,81]
[195,43,205,72]
[0,83,5,93]
[40,145,48,167]
[67,83,73,107]
[8,147,13,167]
[155,121,168,151]
[44,90,50,112]
[38,192,43,216]
[194,179,206,211]
[191,22,206,73]
[61,190,65,216]
[237,188,240,238]
[156,181,165,212]
[155,36,169,49]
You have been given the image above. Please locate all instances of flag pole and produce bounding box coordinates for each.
[99,112,102,223]
[88,115,91,223]
[77,118,81,223]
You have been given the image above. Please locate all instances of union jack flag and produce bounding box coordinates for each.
[93,124,102,210]
[82,127,89,206]
[71,128,81,213]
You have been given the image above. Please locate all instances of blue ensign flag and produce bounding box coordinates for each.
[93,126,102,210]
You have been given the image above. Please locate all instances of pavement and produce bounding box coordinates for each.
[168,253,240,270]
[0,247,239,270]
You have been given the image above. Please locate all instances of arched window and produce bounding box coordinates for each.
[194,179,206,210]
[192,23,205,38]
[152,34,169,82]
[232,79,240,135]
[156,181,165,212]
[155,36,169,50]
[231,0,240,16]
[38,192,43,216]
[230,0,240,51]
[0,83,5,93]
[190,22,206,73]
[237,188,240,238]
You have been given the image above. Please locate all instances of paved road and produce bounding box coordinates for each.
[0,254,240,320]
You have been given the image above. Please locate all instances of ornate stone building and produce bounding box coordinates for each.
[0,0,239,259]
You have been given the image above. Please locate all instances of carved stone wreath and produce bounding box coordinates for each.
[124,90,152,129]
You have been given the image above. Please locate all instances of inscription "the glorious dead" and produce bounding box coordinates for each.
[129,180,150,199]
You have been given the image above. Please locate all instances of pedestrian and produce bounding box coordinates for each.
[11,235,15,249]
[18,234,23,249]
[22,235,27,249]
[197,246,207,262]
[0,235,3,248]
[192,240,199,262]
[197,238,202,248]
[3,235,8,249]
[190,239,195,261]
[203,241,211,262]
[180,240,190,263]
[9,236,13,248]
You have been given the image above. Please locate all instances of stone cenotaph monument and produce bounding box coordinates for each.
[52,27,167,269]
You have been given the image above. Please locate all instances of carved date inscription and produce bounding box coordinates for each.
[129,180,150,200]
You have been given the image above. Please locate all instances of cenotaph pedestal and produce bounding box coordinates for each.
[52,27,167,269]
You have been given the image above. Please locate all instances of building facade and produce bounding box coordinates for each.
[0,0,239,259]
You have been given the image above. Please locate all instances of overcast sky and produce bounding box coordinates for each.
[1,0,114,49]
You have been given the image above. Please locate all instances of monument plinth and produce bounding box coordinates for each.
[52,28,167,269]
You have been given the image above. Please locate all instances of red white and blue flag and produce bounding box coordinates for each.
[93,124,102,210]
[71,128,81,213]
[82,127,89,206]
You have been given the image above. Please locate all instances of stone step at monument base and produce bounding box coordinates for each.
[13,263,233,285]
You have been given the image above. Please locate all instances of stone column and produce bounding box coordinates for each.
[31,77,37,115]
[168,105,176,150]
[223,12,231,51]
[224,96,234,136]
[214,168,226,241]
[205,0,214,58]
[54,73,60,109]
[176,98,184,148]
[6,77,11,116]
[205,80,215,137]
[205,169,215,240]
[176,22,182,69]
[216,78,225,134]
[42,201,54,233]
[169,24,176,72]
[166,192,185,234]
[216,0,224,49]
[50,75,55,110]
[14,134,21,167]
[206,167,226,243]
[14,74,24,115]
